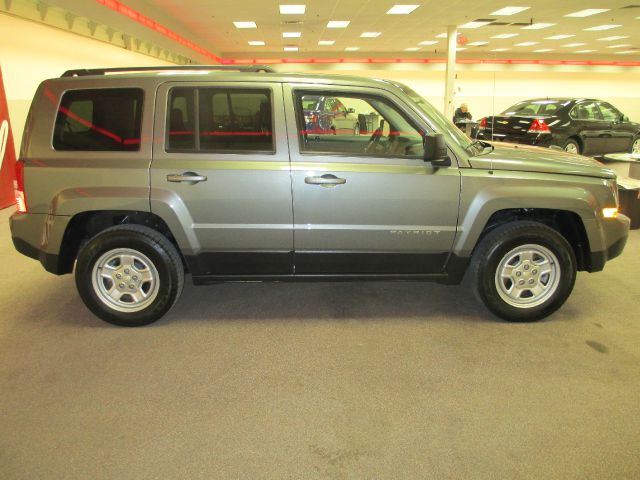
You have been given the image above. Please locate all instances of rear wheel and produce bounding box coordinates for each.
[631,136,640,154]
[75,225,184,326]
[469,221,576,322]
[563,138,580,155]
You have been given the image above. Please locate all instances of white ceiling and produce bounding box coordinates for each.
[144,0,640,59]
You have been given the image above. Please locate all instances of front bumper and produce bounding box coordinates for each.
[588,213,630,272]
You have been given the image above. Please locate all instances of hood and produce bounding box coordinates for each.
[469,142,615,179]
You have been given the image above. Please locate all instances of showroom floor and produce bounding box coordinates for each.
[1,206,639,480]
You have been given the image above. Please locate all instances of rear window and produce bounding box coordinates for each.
[53,88,143,151]
[501,100,569,117]
[167,87,273,153]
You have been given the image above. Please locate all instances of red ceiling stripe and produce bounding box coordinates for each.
[96,0,640,68]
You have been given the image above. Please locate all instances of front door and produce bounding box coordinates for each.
[570,101,611,156]
[150,82,293,277]
[597,101,635,153]
[284,84,461,275]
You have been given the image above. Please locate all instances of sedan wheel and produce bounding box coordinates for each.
[632,137,640,154]
[563,139,579,155]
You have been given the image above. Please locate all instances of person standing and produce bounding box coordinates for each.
[453,103,472,123]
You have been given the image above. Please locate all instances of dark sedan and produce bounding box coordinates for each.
[477,98,640,156]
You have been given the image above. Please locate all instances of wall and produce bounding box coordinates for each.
[0,13,173,151]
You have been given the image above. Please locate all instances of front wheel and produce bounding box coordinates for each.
[563,139,580,155]
[469,221,576,322]
[75,225,184,326]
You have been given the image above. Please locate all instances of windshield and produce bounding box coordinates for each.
[389,81,479,154]
[501,99,571,117]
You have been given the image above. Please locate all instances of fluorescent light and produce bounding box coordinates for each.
[514,42,538,46]
[456,47,466,51]
[459,21,492,29]
[584,24,621,31]
[283,46,299,51]
[615,50,637,54]
[282,32,301,37]
[597,35,629,41]
[545,34,574,40]
[233,21,257,28]
[387,5,420,14]
[279,5,306,14]
[491,6,530,16]
[491,48,510,51]
[360,32,381,37]
[467,41,489,46]
[248,41,265,46]
[318,40,335,45]
[606,44,632,49]
[345,47,360,51]
[522,23,555,30]
[563,43,586,47]
[533,49,554,52]
[404,47,420,51]
[327,20,350,28]
[418,40,438,45]
[574,50,596,53]
[491,33,518,39]
[565,9,610,18]
[435,33,448,38]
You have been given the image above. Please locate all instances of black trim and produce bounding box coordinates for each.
[294,251,449,274]
[588,235,628,272]
[192,273,448,285]
[12,237,64,275]
[185,251,293,276]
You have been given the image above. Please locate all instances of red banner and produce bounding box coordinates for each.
[0,66,17,209]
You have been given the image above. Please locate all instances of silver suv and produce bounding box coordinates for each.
[10,66,630,326]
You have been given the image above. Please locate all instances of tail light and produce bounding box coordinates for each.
[478,117,487,130]
[528,118,551,134]
[14,159,27,213]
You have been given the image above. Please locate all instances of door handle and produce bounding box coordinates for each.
[305,174,347,186]
[166,172,207,184]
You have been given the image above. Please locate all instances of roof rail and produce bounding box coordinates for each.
[61,65,275,77]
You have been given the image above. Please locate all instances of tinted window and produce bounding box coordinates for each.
[166,87,273,153]
[597,102,621,122]
[53,88,143,151]
[501,100,568,117]
[297,92,424,158]
[570,102,602,121]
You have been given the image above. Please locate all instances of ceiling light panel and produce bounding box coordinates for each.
[282,32,301,37]
[279,5,306,14]
[327,20,350,28]
[606,44,632,48]
[545,34,574,40]
[418,40,439,45]
[597,36,629,41]
[467,41,489,46]
[345,47,360,51]
[514,42,538,46]
[318,40,335,45]
[459,21,492,28]
[491,48,510,51]
[533,49,554,52]
[491,6,530,16]
[563,43,586,47]
[456,47,466,50]
[233,21,257,28]
[387,5,420,14]
[564,9,610,18]
[574,50,596,53]
[522,23,555,30]
[361,32,382,37]
[404,47,420,51]
[615,50,636,54]
[283,46,299,51]
[435,33,448,38]
[584,25,621,31]
[491,33,519,39]
[248,41,265,46]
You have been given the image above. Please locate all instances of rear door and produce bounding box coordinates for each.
[150,81,293,277]
[597,101,635,153]
[569,101,610,155]
[284,83,461,275]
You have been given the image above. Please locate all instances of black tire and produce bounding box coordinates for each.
[630,136,640,154]
[469,221,576,322]
[75,225,184,326]
[562,138,581,155]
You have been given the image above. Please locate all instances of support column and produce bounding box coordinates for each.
[444,25,457,121]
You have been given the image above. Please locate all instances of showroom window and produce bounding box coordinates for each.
[53,88,143,151]
[166,87,273,153]
[295,91,425,158]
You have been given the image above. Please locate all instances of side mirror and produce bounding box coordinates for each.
[621,114,629,122]
[424,133,451,167]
